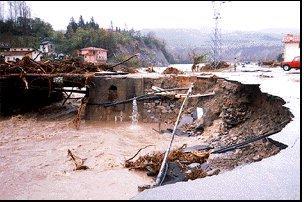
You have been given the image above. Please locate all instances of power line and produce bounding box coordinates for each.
[210,1,229,65]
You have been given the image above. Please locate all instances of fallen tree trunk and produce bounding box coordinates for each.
[110,53,140,69]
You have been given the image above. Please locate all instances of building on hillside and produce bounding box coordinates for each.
[79,47,108,64]
[282,34,300,62]
[39,41,55,55]
[0,48,42,62]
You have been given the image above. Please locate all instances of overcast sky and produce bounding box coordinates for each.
[24,1,300,32]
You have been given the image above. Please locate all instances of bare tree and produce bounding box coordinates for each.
[6,1,31,21]
[0,1,4,21]
[20,1,31,18]
[189,49,209,72]
[8,1,14,20]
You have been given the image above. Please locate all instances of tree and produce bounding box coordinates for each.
[66,17,78,37]
[78,15,85,28]
[89,17,99,30]
[189,50,209,72]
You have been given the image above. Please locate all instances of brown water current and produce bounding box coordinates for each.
[0,112,201,199]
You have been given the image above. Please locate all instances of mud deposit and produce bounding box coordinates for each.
[0,75,293,199]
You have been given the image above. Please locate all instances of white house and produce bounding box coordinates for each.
[1,48,42,62]
[282,34,300,62]
[39,41,55,55]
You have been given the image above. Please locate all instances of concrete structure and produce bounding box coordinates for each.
[1,48,42,62]
[85,75,144,121]
[79,47,108,64]
[39,41,55,55]
[282,34,300,62]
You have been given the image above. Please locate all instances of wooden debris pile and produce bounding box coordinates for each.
[0,56,112,76]
[204,61,230,70]
[163,67,183,74]
[125,146,209,181]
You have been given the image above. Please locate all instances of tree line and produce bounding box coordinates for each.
[0,1,174,64]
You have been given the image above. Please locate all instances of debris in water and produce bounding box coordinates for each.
[124,146,209,183]
[67,149,89,171]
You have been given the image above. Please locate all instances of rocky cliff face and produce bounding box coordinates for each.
[113,39,170,67]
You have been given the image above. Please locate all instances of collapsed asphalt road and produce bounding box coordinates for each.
[133,66,300,200]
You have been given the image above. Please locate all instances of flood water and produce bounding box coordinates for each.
[0,109,201,199]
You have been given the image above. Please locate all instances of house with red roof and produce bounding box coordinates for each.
[79,47,108,64]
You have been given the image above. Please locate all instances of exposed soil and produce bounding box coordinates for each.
[125,75,293,186]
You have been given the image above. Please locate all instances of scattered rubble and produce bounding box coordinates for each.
[125,146,209,185]
[203,61,230,71]
[0,56,111,75]
[163,67,183,74]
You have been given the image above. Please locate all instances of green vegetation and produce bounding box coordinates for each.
[0,1,174,66]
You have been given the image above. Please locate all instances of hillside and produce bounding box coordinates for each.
[142,28,298,63]
[0,17,173,67]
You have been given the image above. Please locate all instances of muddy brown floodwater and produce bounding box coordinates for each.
[0,105,204,199]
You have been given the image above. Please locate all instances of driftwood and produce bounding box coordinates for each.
[154,91,215,99]
[72,97,88,130]
[67,149,89,170]
[151,86,189,92]
[125,145,155,162]
[110,53,140,69]
[91,87,209,108]
[62,88,73,106]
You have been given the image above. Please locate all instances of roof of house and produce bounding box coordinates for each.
[1,51,33,56]
[40,41,53,45]
[0,48,36,56]
[80,47,108,52]
[283,34,300,43]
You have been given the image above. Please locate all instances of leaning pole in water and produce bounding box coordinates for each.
[153,83,193,187]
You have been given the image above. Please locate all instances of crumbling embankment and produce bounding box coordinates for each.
[105,74,293,186]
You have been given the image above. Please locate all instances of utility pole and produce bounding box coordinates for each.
[211,1,228,67]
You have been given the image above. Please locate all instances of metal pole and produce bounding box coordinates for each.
[153,83,193,187]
